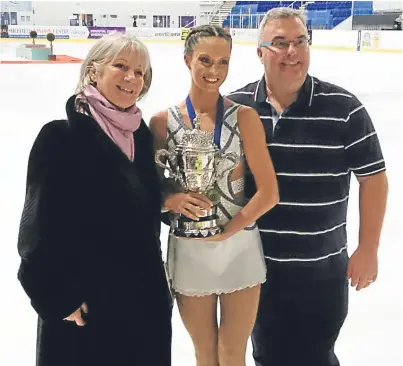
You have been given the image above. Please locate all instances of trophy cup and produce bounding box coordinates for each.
[155,117,239,238]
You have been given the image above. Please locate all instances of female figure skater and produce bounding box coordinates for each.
[150,25,279,366]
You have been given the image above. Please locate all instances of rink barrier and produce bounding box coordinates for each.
[1,26,402,54]
[229,28,403,53]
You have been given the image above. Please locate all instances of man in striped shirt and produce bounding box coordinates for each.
[227,7,388,366]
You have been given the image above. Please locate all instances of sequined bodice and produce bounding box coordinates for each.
[166,102,248,226]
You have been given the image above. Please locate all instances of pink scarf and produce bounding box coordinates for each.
[83,85,142,161]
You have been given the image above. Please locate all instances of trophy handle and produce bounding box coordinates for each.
[155,149,178,178]
[216,152,240,178]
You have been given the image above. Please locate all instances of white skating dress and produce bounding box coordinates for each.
[165,102,267,296]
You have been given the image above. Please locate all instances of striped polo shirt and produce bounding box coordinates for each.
[227,74,386,276]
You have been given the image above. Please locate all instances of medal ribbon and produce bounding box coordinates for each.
[185,94,224,149]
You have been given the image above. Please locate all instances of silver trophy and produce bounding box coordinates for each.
[155,116,239,238]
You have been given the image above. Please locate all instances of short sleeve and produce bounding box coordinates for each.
[344,97,386,178]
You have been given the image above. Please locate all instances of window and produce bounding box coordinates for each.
[70,14,79,26]
[132,14,147,27]
[153,15,170,28]
[179,15,195,28]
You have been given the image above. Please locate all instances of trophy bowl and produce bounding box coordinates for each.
[156,128,239,238]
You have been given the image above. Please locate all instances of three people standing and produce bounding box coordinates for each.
[16,8,388,366]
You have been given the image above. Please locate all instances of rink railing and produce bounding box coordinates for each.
[1,25,402,53]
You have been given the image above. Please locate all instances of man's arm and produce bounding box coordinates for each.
[357,172,388,254]
[344,96,388,290]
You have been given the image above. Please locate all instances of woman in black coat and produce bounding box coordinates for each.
[16,32,172,366]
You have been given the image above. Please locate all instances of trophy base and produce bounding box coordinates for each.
[172,207,222,238]
[173,226,222,238]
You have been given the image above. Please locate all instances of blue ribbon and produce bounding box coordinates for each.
[185,94,224,149]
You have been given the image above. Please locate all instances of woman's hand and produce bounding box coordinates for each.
[164,192,213,220]
[63,302,88,326]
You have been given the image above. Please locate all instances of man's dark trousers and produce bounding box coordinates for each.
[251,262,349,366]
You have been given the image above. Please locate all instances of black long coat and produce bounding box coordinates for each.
[16,95,172,366]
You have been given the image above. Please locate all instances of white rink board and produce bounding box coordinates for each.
[3,26,403,53]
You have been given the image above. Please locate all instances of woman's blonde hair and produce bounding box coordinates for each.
[75,32,152,101]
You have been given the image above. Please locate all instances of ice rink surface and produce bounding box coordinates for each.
[0,39,402,365]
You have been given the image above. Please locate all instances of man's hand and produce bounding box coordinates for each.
[63,302,88,326]
[347,247,378,291]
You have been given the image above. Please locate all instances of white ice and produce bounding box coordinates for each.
[0,39,402,366]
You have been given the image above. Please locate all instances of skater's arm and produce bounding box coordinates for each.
[222,106,279,237]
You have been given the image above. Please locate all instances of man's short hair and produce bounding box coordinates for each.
[258,7,307,43]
